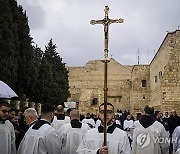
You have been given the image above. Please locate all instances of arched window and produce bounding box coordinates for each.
[91,98,98,105]
[141,80,146,87]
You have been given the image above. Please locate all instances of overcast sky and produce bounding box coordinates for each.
[17,0,180,66]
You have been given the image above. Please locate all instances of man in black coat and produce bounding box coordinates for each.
[168,110,180,137]
[168,110,180,154]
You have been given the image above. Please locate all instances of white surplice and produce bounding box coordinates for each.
[77,126,131,154]
[131,120,169,154]
[0,120,16,154]
[17,120,61,154]
[58,122,90,154]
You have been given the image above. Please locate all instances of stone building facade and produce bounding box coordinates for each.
[67,30,180,115]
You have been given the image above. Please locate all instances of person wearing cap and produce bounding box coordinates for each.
[17,103,61,154]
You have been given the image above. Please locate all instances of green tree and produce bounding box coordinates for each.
[39,39,70,106]
[28,45,43,103]
[0,0,18,88]
[0,0,35,99]
[15,6,34,98]
[0,1,70,106]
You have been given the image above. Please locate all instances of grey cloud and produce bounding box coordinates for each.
[17,0,180,66]
[18,0,46,30]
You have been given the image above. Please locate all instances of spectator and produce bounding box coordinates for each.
[162,112,169,131]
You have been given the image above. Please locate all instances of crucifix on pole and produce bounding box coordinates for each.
[90,6,124,146]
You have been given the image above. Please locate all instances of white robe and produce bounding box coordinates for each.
[0,120,16,154]
[95,119,101,128]
[51,116,70,131]
[76,127,131,154]
[131,120,169,154]
[82,118,95,128]
[172,126,180,153]
[95,120,121,128]
[123,120,134,139]
[58,122,90,154]
[17,120,61,154]
[175,148,180,154]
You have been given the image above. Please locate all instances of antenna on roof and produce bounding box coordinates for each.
[137,48,140,65]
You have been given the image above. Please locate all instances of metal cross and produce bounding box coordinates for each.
[90,6,124,146]
[90,6,123,61]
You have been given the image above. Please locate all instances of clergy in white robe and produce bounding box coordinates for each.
[0,120,16,154]
[17,103,61,154]
[82,113,96,128]
[58,109,90,154]
[77,123,131,154]
[175,148,180,154]
[95,119,101,128]
[172,126,180,153]
[77,103,131,154]
[0,101,16,154]
[51,105,70,131]
[131,105,169,154]
[123,115,134,140]
[52,115,70,130]
[24,108,38,127]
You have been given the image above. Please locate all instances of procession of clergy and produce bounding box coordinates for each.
[0,100,180,154]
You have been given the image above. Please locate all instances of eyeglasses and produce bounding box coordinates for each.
[99,110,113,114]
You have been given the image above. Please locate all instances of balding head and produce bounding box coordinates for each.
[56,105,64,114]
[70,109,80,120]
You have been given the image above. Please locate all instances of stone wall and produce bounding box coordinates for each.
[130,65,150,114]
[149,30,180,114]
[67,59,133,114]
[67,30,180,115]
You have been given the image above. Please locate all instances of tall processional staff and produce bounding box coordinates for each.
[90,6,124,146]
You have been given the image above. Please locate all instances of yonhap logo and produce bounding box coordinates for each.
[137,133,151,148]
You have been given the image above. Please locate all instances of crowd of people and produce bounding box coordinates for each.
[0,99,180,154]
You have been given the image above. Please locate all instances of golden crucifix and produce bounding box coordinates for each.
[90,6,123,146]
